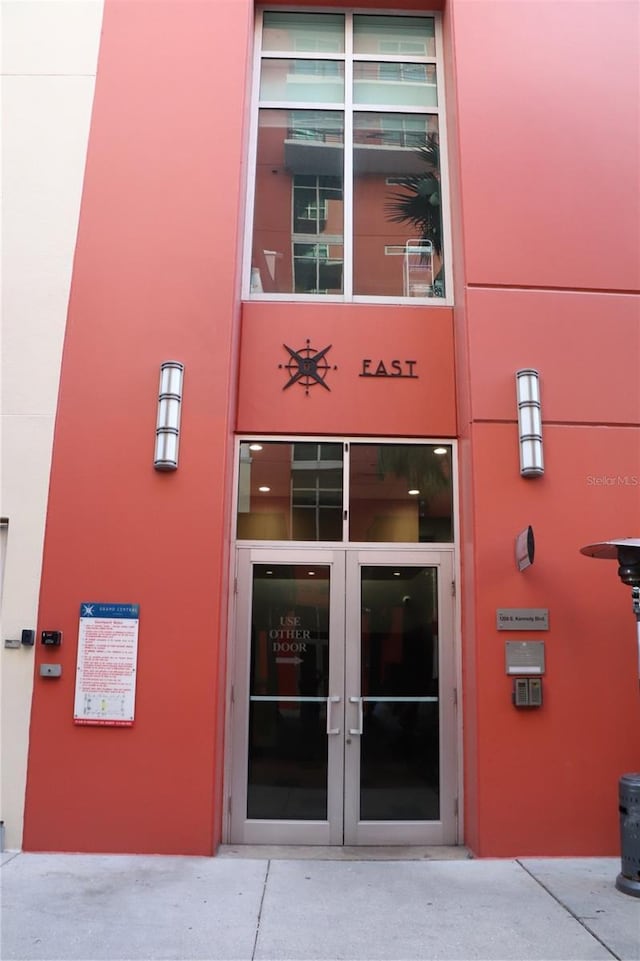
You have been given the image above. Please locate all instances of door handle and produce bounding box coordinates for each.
[326,695,341,735]
[349,696,363,735]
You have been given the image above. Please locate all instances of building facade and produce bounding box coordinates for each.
[2,0,639,857]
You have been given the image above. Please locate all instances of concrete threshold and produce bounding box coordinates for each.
[216,843,472,860]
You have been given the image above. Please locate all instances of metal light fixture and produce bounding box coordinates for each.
[154,361,184,471]
[516,368,544,477]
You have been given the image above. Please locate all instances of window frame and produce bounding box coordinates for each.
[233,435,459,548]
[243,8,454,306]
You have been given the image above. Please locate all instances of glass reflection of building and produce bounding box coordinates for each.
[250,13,445,299]
[237,441,453,543]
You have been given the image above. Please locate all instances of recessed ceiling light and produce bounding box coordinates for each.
[258,486,270,492]
[307,571,316,576]
[393,571,401,576]
[408,489,420,496]
[266,570,273,575]
[433,447,447,455]
[249,443,263,451]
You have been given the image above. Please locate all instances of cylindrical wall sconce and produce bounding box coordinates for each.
[516,368,544,477]
[154,361,184,471]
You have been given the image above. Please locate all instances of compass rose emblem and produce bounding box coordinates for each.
[279,340,337,395]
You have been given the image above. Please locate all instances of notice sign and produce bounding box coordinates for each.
[74,603,140,726]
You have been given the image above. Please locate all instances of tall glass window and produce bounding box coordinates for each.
[248,11,447,301]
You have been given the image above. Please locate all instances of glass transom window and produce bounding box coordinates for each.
[237,441,453,543]
[247,10,448,302]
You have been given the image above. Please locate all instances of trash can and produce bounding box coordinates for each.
[616,773,640,897]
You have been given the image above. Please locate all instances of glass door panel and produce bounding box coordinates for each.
[230,549,345,845]
[359,566,439,822]
[248,564,330,821]
[344,550,456,845]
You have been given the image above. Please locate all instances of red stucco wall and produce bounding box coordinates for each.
[237,302,456,437]
[23,0,253,855]
[449,0,640,854]
[23,0,639,857]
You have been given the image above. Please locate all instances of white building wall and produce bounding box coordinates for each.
[1,0,103,849]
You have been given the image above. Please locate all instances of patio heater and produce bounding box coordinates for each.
[579,537,640,898]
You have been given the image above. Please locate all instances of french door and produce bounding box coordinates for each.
[228,547,457,845]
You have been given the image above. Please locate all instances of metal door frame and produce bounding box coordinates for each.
[228,548,346,844]
[225,545,457,846]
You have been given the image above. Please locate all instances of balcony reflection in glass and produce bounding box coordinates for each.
[353,113,444,298]
[262,12,345,55]
[353,15,435,58]
[251,110,344,295]
[260,59,344,104]
[353,62,437,108]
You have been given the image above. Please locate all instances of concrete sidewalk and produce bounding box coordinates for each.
[1,850,637,961]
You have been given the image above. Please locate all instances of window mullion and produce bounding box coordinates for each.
[242,9,266,300]
[433,13,453,302]
[342,441,350,543]
[342,12,353,300]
